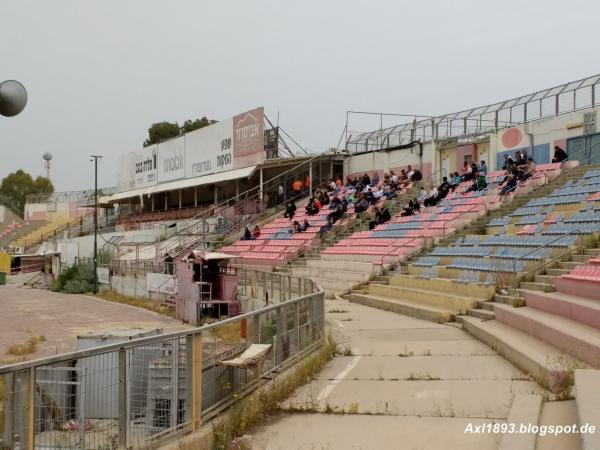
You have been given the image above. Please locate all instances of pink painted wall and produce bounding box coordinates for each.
[456,144,478,169]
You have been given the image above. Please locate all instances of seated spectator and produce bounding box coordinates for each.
[327,179,336,192]
[372,187,384,200]
[461,162,471,181]
[470,162,479,177]
[502,153,515,171]
[361,173,371,186]
[466,174,487,192]
[435,177,451,201]
[327,204,344,224]
[411,168,422,182]
[417,186,428,203]
[319,217,334,238]
[369,207,382,230]
[291,221,301,233]
[383,172,390,184]
[423,186,439,207]
[340,196,348,212]
[335,177,342,187]
[552,146,568,163]
[500,174,517,196]
[479,160,488,176]
[383,184,397,199]
[306,198,319,216]
[319,192,329,206]
[301,219,310,231]
[329,195,341,210]
[401,200,415,216]
[412,198,421,212]
[390,170,398,185]
[398,170,408,186]
[252,226,261,239]
[449,171,462,189]
[354,194,369,214]
[372,172,380,186]
[518,157,536,181]
[241,226,252,241]
[284,201,296,219]
[514,151,526,168]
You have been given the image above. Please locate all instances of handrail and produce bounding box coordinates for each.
[507,229,585,288]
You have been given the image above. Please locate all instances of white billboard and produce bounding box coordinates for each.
[185,118,234,179]
[117,144,158,191]
[157,136,185,182]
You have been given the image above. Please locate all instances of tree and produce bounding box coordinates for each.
[0,169,54,213]
[143,121,181,147]
[143,117,218,147]
[181,117,217,134]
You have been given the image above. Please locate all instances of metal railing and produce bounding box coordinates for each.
[510,230,586,288]
[345,73,600,152]
[0,271,324,450]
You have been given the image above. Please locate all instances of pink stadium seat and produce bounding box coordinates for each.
[516,224,537,235]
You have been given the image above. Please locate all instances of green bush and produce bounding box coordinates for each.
[54,263,94,294]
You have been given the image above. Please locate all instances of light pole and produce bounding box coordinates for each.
[90,155,102,294]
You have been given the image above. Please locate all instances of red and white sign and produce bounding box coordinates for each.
[233,107,265,169]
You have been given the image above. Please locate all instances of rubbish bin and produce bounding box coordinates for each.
[0,271,6,285]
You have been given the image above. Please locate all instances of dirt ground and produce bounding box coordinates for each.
[0,284,190,362]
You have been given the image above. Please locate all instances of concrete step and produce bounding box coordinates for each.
[557,261,583,270]
[478,301,496,311]
[292,266,372,284]
[467,308,495,320]
[494,303,600,368]
[494,293,523,306]
[460,316,583,393]
[498,394,543,450]
[387,274,495,300]
[574,369,600,450]
[520,289,600,331]
[518,281,553,292]
[585,248,600,257]
[534,274,556,285]
[350,293,454,323]
[545,268,571,276]
[571,254,591,263]
[368,283,480,313]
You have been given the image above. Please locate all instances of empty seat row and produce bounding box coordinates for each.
[446,257,525,273]
[430,246,491,257]
[482,234,577,247]
[413,256,441,267]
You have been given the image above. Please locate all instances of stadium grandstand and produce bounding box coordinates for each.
[3,73,600,450]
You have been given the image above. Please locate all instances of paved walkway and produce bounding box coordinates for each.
[0,284,189,362]
[248,298,555,450]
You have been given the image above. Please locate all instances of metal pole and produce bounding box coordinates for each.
[90,155,102,295]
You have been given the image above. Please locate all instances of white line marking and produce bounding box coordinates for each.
[317,355,362,402]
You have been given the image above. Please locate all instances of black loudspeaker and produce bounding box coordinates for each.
[0,80,27,117]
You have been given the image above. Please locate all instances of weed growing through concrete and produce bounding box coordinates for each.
[398,345,414,357]
[97,291,175,317]
[347,402,359,414]
[546,355,586,400]
[338,345,353,357]
[327,309,349,314]
[405,372,440,381]
[511,298,526,308]
[212,333,337,450]
[6,334,46,356]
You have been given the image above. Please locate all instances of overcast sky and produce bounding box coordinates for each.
[1,0,598,191]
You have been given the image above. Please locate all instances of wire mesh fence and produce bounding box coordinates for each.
[0,277,324,449]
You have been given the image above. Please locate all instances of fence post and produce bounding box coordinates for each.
[118,348,128,448]
[252,315,261,344]
[170,338,180,430]
[294,301,301,354]
[191,333,203,431]
[24,368,35,450]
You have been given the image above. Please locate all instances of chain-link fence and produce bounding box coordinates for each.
[0,278,324,449]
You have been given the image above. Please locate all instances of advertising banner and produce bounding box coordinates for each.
[157,136,185,182]
[185,118,234,178]
[233,107,265,169]
[117,144,158,191]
